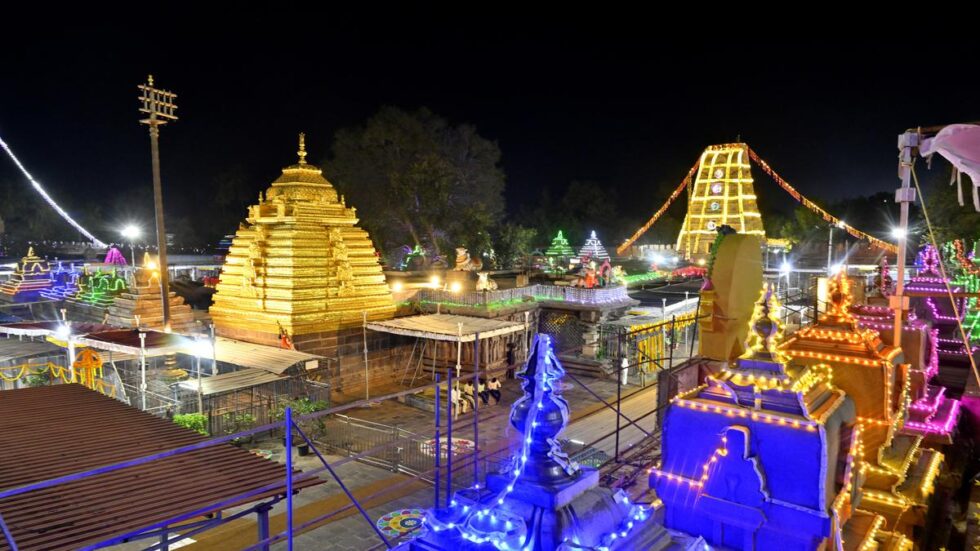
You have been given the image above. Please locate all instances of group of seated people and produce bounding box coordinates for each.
[450,377,502,416]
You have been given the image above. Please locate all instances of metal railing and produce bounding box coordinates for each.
[418,284,631,307]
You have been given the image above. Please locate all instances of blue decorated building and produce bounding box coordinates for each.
[652,285,913,550]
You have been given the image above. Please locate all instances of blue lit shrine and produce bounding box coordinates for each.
[653,285,852,549]
[39,261,82,300]
[652,285,915,550]
[403,334,675,550]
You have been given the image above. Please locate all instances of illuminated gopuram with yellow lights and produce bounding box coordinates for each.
[210,135,395,350]
[675,143,765,259]
[781,273,943,535]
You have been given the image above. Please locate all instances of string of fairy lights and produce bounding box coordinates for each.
[617,145,899,255]
[426,334,652,550]
[746,147,899,254]
[0,134,107,247]
[616,160,700,255]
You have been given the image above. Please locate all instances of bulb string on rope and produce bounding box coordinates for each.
[616,160,699,255]
[0,133,106,247]
[747,147,898,254]
[621,147,898,256]
[910,161,980,389]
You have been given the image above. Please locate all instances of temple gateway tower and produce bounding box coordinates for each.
[210,135,394,350]
[675,143,765,259]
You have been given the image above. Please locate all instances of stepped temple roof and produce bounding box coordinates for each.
[210,134,394,344]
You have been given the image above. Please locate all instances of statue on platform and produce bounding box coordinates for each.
[569,265,597,288]
[596,259,622,287]
[476,272,497,291]
[453,247,483,271]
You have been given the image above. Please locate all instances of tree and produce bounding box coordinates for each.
[326,107,505,260]
[493,224,537,269]
[919,164,980,246]
[777,205,825,246]
[0,178,74,246]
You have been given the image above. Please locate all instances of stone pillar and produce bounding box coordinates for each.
[579,310,603,360]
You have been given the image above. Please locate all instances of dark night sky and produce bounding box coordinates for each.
[1,20,978,243]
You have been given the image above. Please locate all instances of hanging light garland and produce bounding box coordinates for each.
[747,148,898,254]
[617,160,700,255]
[0,134,107,247]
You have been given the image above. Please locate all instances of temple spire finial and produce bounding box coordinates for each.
[740,282,787,363]
[297,132,307,165]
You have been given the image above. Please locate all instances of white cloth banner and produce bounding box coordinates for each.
[919,124,980,211]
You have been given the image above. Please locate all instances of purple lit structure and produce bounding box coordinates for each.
[104,246,128,266]
[850,245,963,444]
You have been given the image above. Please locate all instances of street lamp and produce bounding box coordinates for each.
[891,227,907,240]
[121,225,141,266]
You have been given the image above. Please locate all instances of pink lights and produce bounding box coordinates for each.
[905,400,961,435]
[910,386,945,413]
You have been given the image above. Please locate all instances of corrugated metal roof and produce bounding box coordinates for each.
[178,368,284,396]
[367,313,525,342]
[0,321,116,337]
[0,339,60,363]
[0,384,319,551]
[208,337,322,375]
[0,323,323,373]
[73,329,188,355]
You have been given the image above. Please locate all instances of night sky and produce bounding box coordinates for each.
[2,21,978,243]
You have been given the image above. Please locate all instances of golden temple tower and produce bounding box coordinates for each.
[675,143,765,259]
[210,134,395,347]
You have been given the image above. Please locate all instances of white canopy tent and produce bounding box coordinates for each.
[367,313,530,389]
[366,314,525,342]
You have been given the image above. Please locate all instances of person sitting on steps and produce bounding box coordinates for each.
[477,378,490,406]
[450,385,467,419]
[460,381,477,413]
[487,377,502,404]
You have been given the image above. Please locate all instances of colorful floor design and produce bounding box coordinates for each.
[420,437,475,458]
[376,508,427,539]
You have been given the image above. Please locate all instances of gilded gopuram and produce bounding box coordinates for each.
[210,134,395,348]
[675,143,766,259]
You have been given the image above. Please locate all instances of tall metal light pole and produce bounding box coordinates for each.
[138,75,178,331]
